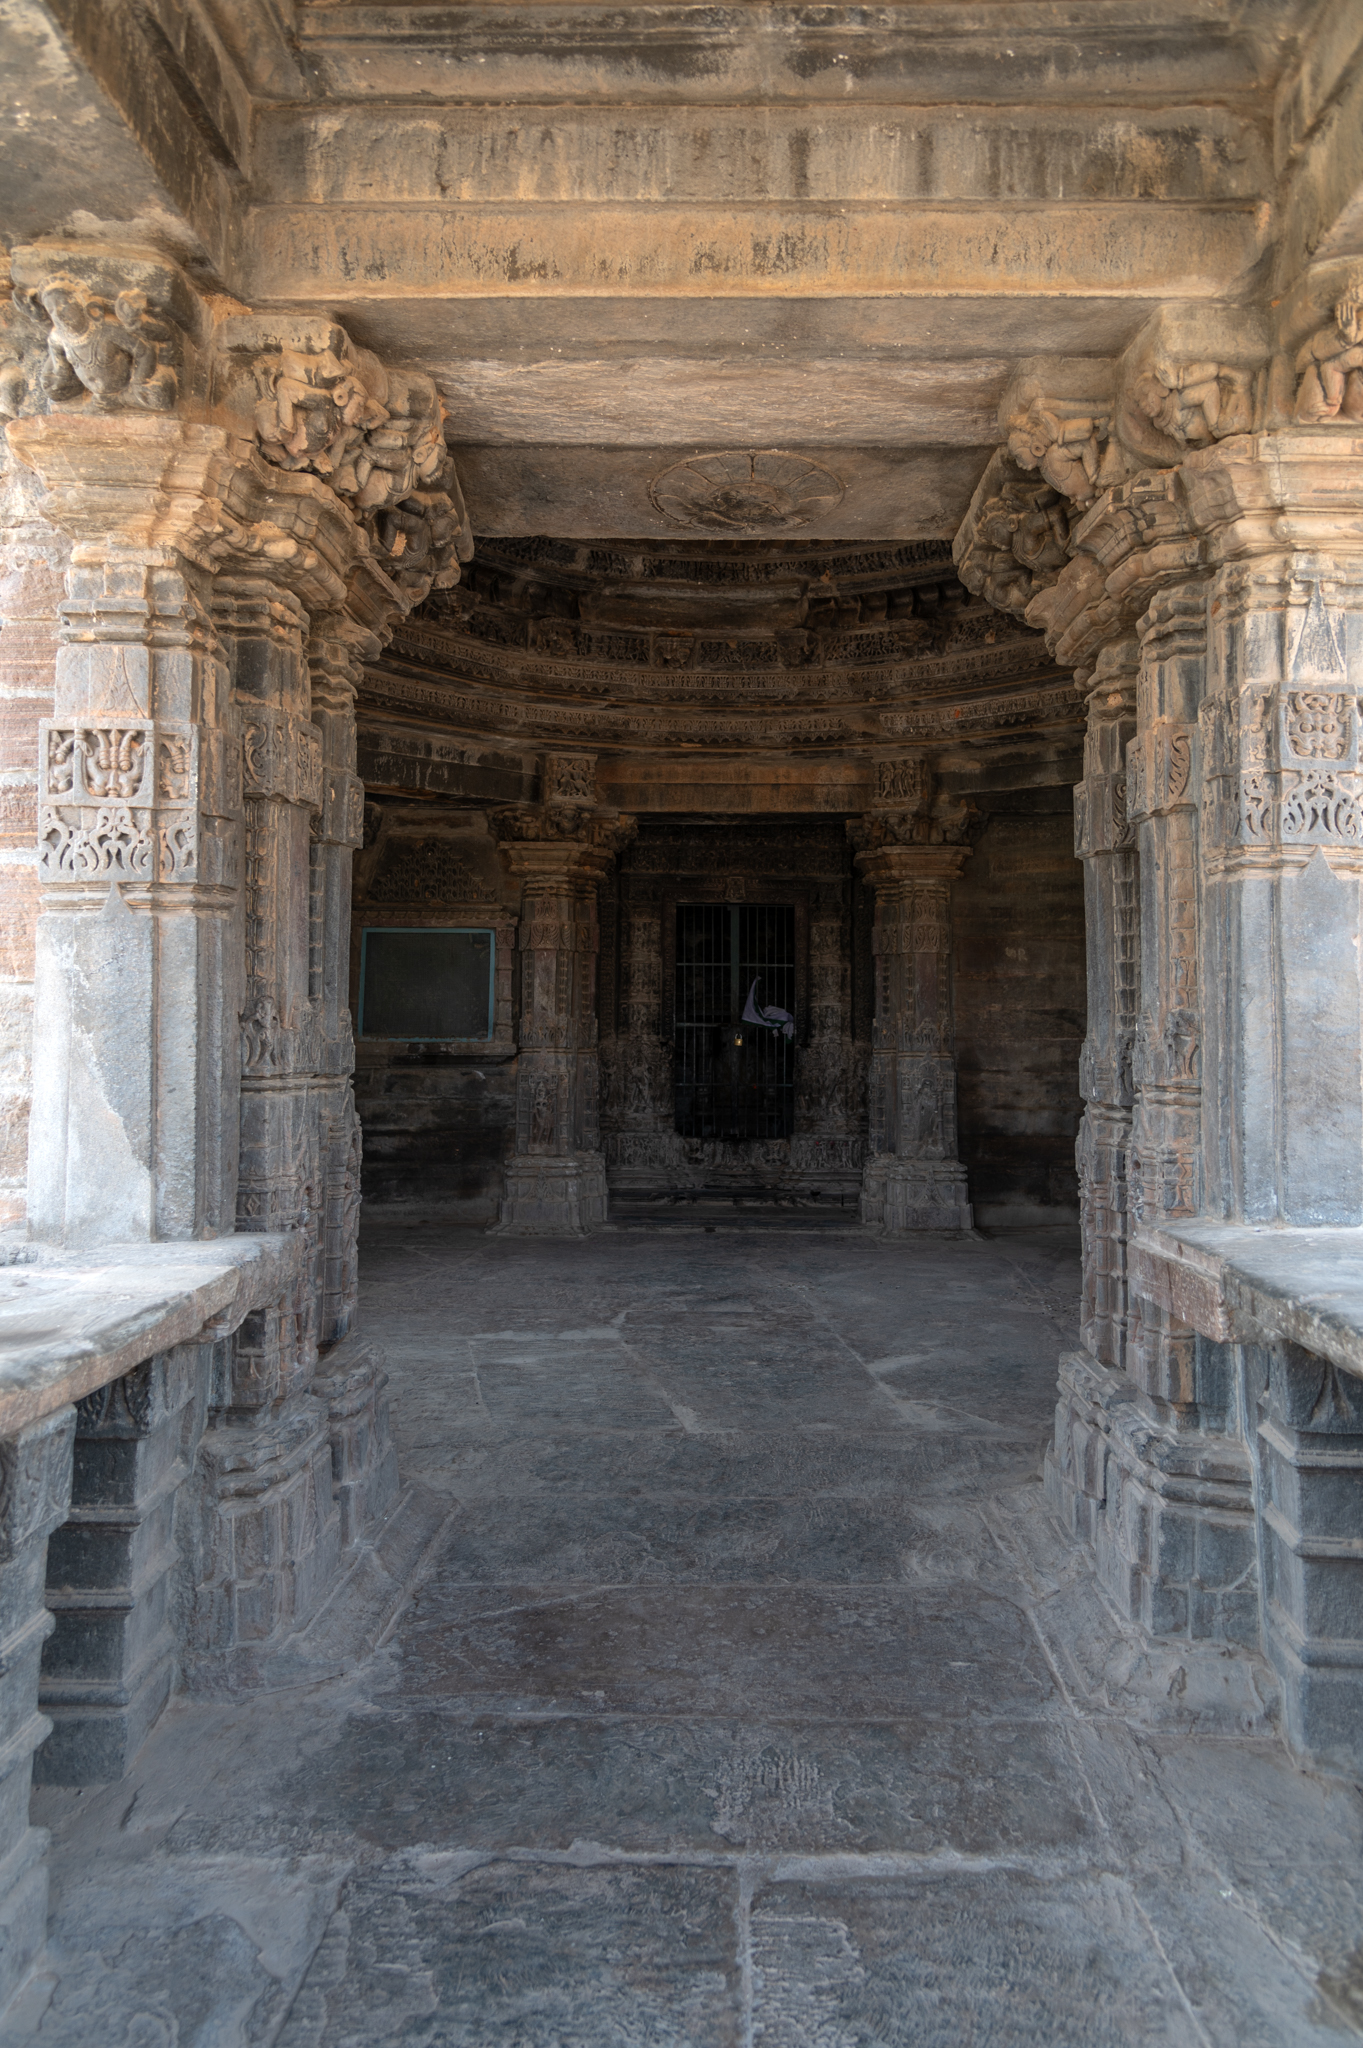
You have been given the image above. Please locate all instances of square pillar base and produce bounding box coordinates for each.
[1046,1349,1259,1646]
[860,1156,973,1234]
[493,1153,609,1237]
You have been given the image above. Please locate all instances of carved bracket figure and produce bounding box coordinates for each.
[1129,359,1254,447]
[20,274,179,413]
[242,326,473,596]
[1294,274,1363,423]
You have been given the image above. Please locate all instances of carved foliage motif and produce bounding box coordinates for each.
[1125,722,1195,823]
[242,714,324,808]
[76,1359,156,1436]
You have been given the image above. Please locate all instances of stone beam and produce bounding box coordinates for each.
[235,199,1268,307]
[1,0,248,271]
[290,3,1303,106]
[254,104,1269,210]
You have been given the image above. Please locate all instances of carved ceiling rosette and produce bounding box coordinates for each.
[648,450,845,532]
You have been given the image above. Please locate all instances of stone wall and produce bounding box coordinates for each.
[955,788,1086,1226]
[351,797,1086,1219]
[351,802,519,1217]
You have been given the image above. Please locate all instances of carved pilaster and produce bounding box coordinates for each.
[852,814,973,1234]
[492,804,635,1235]
[9,412,244,1246]
[1072,641,1139,1372]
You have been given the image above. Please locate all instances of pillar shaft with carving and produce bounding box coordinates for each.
[2,242,470,1705]
[1072,642,1140,1370]
[854,837,973,1233]
[494,774,633,1235]
[12,413,244,1245]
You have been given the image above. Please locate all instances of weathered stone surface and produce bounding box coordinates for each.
[12,1219,1361,2043]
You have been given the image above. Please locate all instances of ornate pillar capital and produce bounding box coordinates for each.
[851,840,971,893]
[493,806,637,889]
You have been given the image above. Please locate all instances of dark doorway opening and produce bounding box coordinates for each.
[674,903,796,1141]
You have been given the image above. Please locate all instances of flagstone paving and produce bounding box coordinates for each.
[7,1217,1363,2045]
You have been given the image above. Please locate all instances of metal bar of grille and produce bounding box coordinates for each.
[674,902,795,1141]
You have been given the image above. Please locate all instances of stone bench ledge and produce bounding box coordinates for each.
[0,1235,303,1438]
[1131,1221,1363,1380]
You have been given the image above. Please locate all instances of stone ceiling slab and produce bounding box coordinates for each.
[449,444,986,540]
[435,357,1006,448]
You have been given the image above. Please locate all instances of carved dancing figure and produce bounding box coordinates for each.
[1294,280,1363,422]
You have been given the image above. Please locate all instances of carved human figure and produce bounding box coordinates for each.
[1006,401,1109,507]
[36,278,177,411]
[1294,281,1363,423]
[529,1077,556,1150]
[254,340,384,478]
[1132,360,1252,445]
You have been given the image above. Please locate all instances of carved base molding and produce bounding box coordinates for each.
[1046,1349,1258,1647]
[179,1393,343,1694]
[38,1342,210,1785]
[310,1335,400,1550]
[493,1152,609,1237]
[859,1155,973,1234]
[1257,1339,1363,1777]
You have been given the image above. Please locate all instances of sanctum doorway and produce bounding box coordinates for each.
[673,901,798,1144]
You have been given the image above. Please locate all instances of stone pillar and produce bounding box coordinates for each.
[9,412,244,1246]
[1056,573,1257,1643]
[0,450,67,1233]
[493,777,634,1236]
[1046,642,1144,1553]
[182,572,343,1686]
[852,790,973,1234]
[1071,642,1140,1370]
[0,1409,75,2006]
[306,612,398,1549]
[307,612,370,1348]
[2,252,470,1702]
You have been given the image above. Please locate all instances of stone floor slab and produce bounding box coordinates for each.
[9,1218,1361,2045]
[383,1582,1058,1720]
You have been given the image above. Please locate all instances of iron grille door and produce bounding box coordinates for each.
[674,903,796,1140]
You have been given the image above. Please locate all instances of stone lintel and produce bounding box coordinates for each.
[238,202,1267,308]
